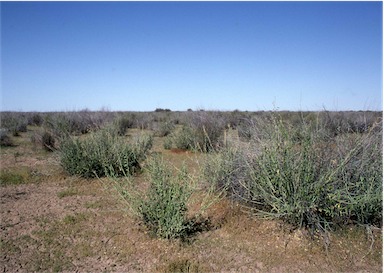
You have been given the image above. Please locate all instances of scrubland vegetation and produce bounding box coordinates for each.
[0,109,382,272]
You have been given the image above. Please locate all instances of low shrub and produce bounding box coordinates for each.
[1,112,28,136]
[60,128,152,178]
[168,112,226,152]
[0,130,14,147]
[115,114,135,136]
[205,113,382,232]
[153,121,175,137]
[28,113,44,126]
[163,136,173,150]
[172,126,196,151]
[42,132,55,151]
[188,112,226,152]
[111,156,216,240]
[138,157,193,239]
[44,111,110,137]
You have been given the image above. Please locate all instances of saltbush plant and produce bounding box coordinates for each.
[138,157,193,239]
[168,112,226,152]
[0,130,14,147]
[0,112,28,136]
[111,156,217,240]
[60,128,152,178]
[44,110,113,137]
[41,131,56,151]
[153,121,175,137]
[115,114,135,136]
[112,156,193,239]
[204,113,382,232]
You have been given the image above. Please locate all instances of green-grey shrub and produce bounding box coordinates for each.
[138,157,193,239]
[163,136,173,150]
[0,112,28,136]
[0,130,14,147]
[115,114,135,136]
[205,113,382,231]
[172,126,196,151]
[44,111,110,137]
[153,121,175,137]
[112,156,194,239]
[189,111,226,152]
[60,128,152,178]
[111,156,217,240]
[28,113,44,126]
[169,112,226,153]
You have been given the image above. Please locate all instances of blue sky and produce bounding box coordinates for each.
[1,1,382,112]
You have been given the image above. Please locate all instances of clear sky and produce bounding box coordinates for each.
[1,1,382,112]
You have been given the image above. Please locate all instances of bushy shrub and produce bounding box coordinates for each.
[111,156,216,240]
[168,112,226,152]
[60,128,152,178]
[172,126,196,151]
[0,130,14,147]
[203,146,252,202]
[44,110,112,137]
[163,136,173,150]
[205,113,382,232]
[28,113,43,126]
[153,121,175,137]
[111,156,193,239]
[115,114,135,136]
[1,113,28,136]
[138,157,193,239]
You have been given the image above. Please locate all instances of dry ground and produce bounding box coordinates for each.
[0,127,382,272]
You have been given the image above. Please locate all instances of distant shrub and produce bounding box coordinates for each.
[28,113,43,126]
[115,114,135,136]
[155,108,171,112]
[42,131,55,152]
[0,130,14,147]
[16,123,28,133]
[44,111,111,137]
[0,112,28,136]
[169,112,226,152]
[163,136,173,150]
[60,128,152,178]
[172,126,196,151]
[153,121,175,137]
[237,120,253,140]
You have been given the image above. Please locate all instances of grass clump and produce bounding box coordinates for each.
[57,188,78,198]
[0,167,34,186]
[60,128,152,178]
[164,258,200,273]
[0,170,25,186]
